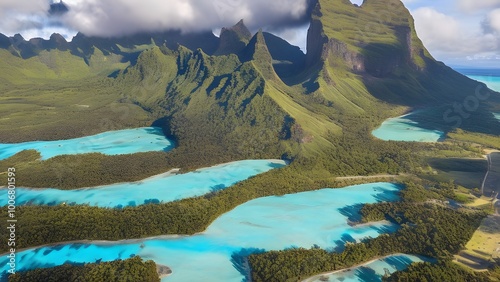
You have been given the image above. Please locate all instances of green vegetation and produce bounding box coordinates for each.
[448,129,500,150]
[6,257,160,282]
[0,77,151,143]
[0,133,433,249]
[420,155,488,190]
[0,0,499,281]
[248,182,487,282]
[384,261,492,282]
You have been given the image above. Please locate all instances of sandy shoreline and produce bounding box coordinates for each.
[0,168,182,191]
[0,233,193,257]
[195,159,287,172]
[347,219,393,228]
[0,159,289,256]
[156,264,172,279]
[0,159,286,190]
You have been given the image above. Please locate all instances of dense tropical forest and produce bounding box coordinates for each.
[383,261,499,282]
[5,257,160,282]
[0,129,482,251]
[247,182,492,281]
[1,0,500,281]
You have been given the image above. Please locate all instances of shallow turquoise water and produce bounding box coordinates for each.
[0,127,174,160]
[0,160,286,208]
[467,75,500,123]
[372,114,445,142]
[468,75,500,121]
[0,183,402,282]
[307,254,429,282]
[467,75,500,92]
[372,72,500,142]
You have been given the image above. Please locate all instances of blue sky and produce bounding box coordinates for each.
[0,0,499,68]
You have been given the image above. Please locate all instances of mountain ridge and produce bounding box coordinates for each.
[1,0,499,154]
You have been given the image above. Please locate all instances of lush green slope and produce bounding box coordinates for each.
[301,0,500,137]
[0,1,498,281]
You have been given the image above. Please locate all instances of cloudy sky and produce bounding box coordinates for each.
[0,0,499,68]
[401,0,500,67]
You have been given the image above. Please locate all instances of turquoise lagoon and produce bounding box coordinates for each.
[456,68,500,92]
[464,72,500,122]
[468,75,500,92]
[0,160,286,208]
[372,70,500,142]
[304,254,430,282]
[0,183,402,282]
[372,114,445,142]
[0,127,174,160]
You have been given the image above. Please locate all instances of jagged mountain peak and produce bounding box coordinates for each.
[49,0,69,16]
[214,19,252,56]
[239,30,279,80]
[241,30,270,61]
[229,19,252,40]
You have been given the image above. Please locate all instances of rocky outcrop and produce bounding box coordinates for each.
[215,19,252,56]
[326,39,365,73]
[305,0,427,77]
[305,15,327,68]
[49,1,69,16]
[305,2,364,73]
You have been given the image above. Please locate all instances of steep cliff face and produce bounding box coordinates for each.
[306,0,428,77]
[305,14,327,69]
[297,0,497,112]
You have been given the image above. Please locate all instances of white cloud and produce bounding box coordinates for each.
[0,0,48,15]
[0,0,310,40]
[412,7,499,57]
[458,0,500,12]
[0,0,50,36]
[413,8,462,51]
[487,8,500,33]
[59,0,309,37]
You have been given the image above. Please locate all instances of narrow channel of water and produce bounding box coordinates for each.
[0,183,402,282]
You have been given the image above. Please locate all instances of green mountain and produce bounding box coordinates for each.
[1,0,500,165]
[2,2,500,279]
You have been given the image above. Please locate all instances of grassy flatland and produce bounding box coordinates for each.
[448,130,500,150]
[466,196,494,208]
[455,215,500,271]
[0,78,151,142]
